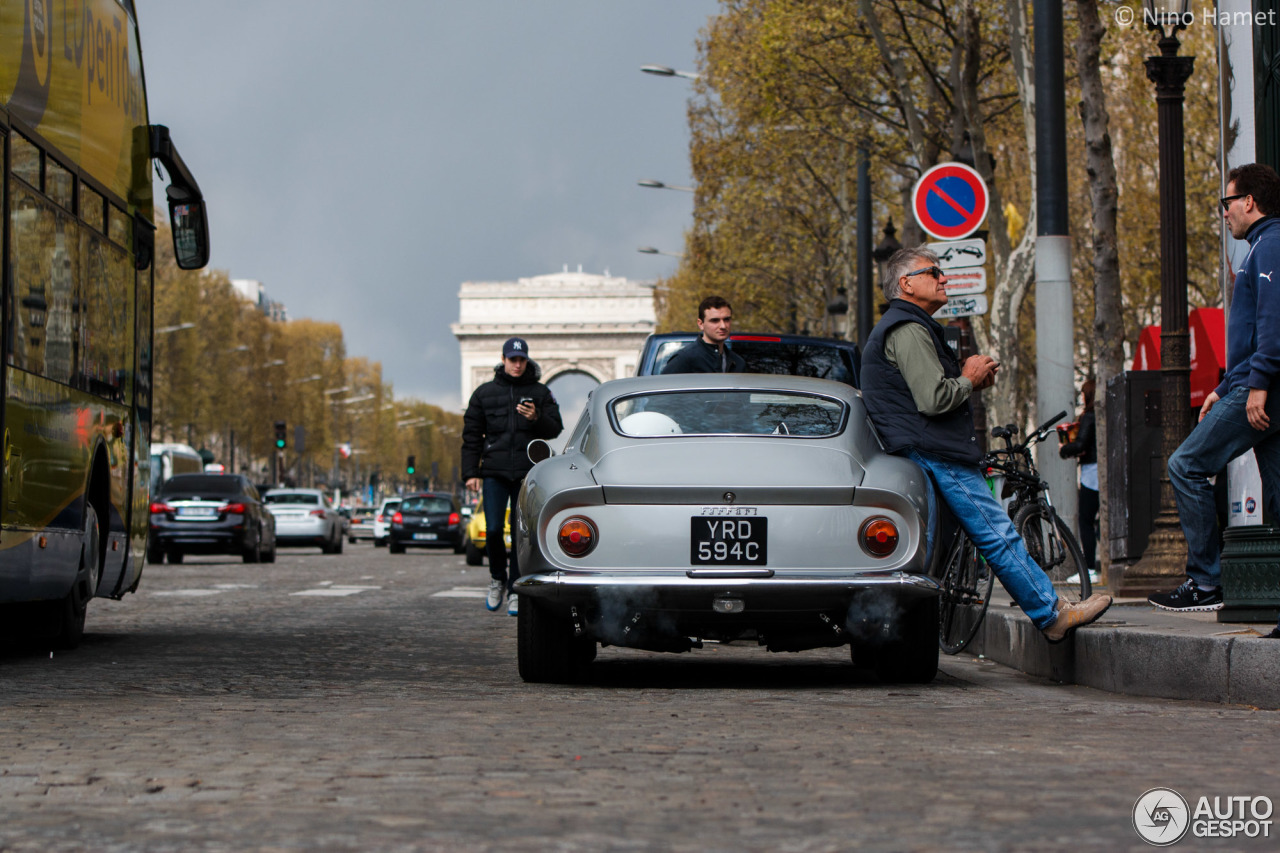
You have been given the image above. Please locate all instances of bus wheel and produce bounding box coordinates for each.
[51,505,100,650]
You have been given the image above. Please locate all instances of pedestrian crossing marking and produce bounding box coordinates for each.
[151,589,224,597]
[432,586,488,599]
[291,585,381,597]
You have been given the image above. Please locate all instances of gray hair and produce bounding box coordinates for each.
[883,246,941,301]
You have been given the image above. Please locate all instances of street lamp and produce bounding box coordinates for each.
[155,321,195,335]
[637,246,683,259]
[640,64,699,80]
[637,179,694,193]
[1123,0,1196,594]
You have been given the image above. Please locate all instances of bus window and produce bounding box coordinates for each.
[8,187,80,386]
[46,157,74,211]
[10,134,40,188]
[81,185,105,234]
[109,204,131,247]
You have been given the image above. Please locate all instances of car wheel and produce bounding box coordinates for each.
[243,534,262,564]
[517,598,590,683]
[348,536,357,544]
[453,535,466,555]
[168,549,184,565]
[389,540,405,554]
[334,534,343,555]
[856,597,939,684]
[262,543,277,563]
[375,538,387,548]
[465,540,484,566]
[147,547,165,565]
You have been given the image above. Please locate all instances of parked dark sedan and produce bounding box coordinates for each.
[636,331,861,387]
[388,492,465,554]
[148,474,277,564]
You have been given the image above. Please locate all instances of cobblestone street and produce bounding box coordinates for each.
[2,545,1277,851]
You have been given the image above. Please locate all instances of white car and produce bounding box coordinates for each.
[372,498,401,547]
[264,488,344,554]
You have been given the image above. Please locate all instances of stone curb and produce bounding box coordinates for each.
[965,603,1280,710]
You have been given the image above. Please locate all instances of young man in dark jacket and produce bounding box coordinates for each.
[461,337,563,615]
[661,296,747,374]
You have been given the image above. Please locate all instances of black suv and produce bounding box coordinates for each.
[388,492,465,554]
[636,332,861,387]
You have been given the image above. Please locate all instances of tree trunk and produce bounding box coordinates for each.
[1075,0,1124,579]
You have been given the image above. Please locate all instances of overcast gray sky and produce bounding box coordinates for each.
[141,0,718,412]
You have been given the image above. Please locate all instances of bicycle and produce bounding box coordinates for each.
[937,411,1092,654]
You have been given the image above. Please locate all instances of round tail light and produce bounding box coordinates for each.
[448,512,461,526]
[392,511,403,524]
[860,518,899,557]
[557,517,597,557]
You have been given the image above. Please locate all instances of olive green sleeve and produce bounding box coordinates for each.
[883,323,973,416]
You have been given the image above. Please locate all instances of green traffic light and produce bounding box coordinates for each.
[407,467,415,475]
[276,440,286,449]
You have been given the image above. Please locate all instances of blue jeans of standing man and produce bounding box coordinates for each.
[1167,384,1280,588]
[482,476,522,592]
[906,449,1060,630]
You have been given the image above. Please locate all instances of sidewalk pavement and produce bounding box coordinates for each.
[964,588,1280,710]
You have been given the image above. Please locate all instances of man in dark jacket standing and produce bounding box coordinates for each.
[462,337,563,615]
[1151,164,1280,627]
[661,296,747,374]
[860,246,1111,644]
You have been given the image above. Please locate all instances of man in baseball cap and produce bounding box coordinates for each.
[461,336,562,616]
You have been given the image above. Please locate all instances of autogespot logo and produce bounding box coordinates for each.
[1134,787,1191,846]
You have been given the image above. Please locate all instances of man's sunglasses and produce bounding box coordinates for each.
[1221,194,1248,211]
[903,265,944,280]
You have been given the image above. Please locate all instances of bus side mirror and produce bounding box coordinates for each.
[149,124,210,270]
[169,199,210,270]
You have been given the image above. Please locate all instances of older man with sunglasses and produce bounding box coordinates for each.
[861,246,1113,643]
[1150,164,1280,637]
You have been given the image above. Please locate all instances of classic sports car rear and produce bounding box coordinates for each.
[513,374,940,684]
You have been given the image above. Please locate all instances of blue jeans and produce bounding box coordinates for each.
[1168,385,1280,588]
[482,476,522,591]
[906,449,1060,630]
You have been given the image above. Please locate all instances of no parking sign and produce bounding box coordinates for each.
[912,163,989,241]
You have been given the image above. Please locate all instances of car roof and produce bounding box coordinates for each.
[265,488,323,496]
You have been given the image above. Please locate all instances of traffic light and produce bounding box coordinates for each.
[274,420,287,450]
[406,455,416,475]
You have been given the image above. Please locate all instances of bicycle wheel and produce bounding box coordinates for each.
[1013,501,1091,601]
[938,532,994,655]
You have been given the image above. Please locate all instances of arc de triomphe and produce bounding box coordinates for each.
[451,268,657,404]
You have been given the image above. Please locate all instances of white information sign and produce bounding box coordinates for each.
[941,267,987,296]
[928,238,988,269]
[932,293,988,319]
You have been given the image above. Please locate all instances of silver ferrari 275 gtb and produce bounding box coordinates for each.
[513,373,941,684]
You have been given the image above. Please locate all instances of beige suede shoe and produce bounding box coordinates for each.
[1043,593,1113,644]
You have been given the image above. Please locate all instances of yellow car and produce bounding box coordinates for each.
[464,498,511,565]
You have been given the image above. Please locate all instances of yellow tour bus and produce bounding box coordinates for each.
[1,0,209,647]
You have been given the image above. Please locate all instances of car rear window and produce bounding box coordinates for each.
[611,390,847,437]
[160,475,242,495]
[265,493,322,505]
[401,496,453,513]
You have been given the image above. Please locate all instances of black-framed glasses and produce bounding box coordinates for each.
[903,265,943,280]
[1221,194,1247,211]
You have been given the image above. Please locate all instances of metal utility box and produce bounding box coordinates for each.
[1107,371,1164,562]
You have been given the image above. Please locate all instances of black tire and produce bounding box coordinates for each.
[518,598,591,683]
[465,540,484,566]
[168,549,184,565]
[243,533,262,564]
[147,548,165,565]
[453,536,466,555]
[856,597,939,684]
[348,536,357,544]
[50,504,101,650]
[375,538,387,548]
[938,532,993,655]
[1014,501,1090,602]
[262,544,277,563]
[334,535,343,555]
[389,540,405,554]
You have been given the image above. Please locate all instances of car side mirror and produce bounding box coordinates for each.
[528,439,554,464]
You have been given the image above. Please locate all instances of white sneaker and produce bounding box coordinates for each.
[507,593,519,616]
[1066,570,1102,586]
[485,579,503,611]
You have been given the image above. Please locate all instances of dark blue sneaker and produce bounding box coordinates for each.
[1148,579,1223,612]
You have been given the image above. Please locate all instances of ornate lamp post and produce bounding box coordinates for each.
[1121,0,1196,594]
